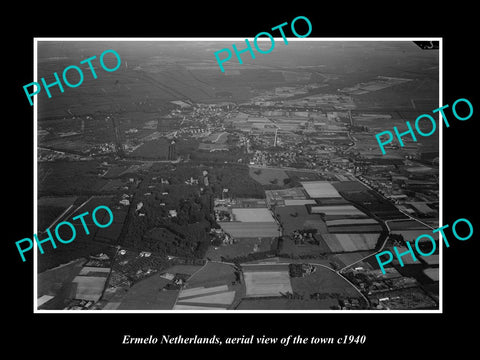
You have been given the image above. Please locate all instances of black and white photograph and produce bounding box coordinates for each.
[5,5,479,356]
[33,39,441,312]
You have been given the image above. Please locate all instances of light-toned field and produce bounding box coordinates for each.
[311,205,366,217]
[321,233,380,252]
[301,181,342,198]
[174,285,236,309]
[179,291,236,305]
[284,199,317,206]
[423,268,439,281]
[243,270,292,297]
[231,208,276,223]
[180,285,229,298]
[219,222,280,238]
[37,295,54,307]
[72,275,107,302]
[173,263,238,310]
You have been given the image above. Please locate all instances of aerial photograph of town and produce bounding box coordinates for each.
[35,40,440,311]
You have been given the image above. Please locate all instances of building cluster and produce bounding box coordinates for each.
[289,263,316,278]
[342,267,437,309]
[356,160,438,218]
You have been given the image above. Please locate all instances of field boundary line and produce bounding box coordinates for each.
[46,204,74,231]
[311,263,370,307]
[171,260,209,309]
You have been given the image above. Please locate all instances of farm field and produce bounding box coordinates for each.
[391,246,418,265]
[38,196,78,207]
[174,285,236,310]
[231,208,276,222]
[38,205,72,231]
[186,262,236,288]
[301,181,342,198]
[37,258,87,309]
[338,189,406,220]
[423,268,439,282]
[274,205,328,235]
[99,179,126,192]
[205,237,275,261]
[117,273,179,310]
[173,262,240,310]
[326,218,379,226]
[311,205,367,217]
[94,223,123,244]
[102,165,130,178]
[37,227,113,273]
[290,265,362,299]
[71,274,108,302]
[332,181,369,192]
[319,233,380,252]
[420,255,439,266]
[129,138,171,159]
[243,264,292,298]
[285,170,324,183]
[392,229,439,242]
[114,263,203,310]
[38,160,108,195]
[388,220,432,231]
[218,222,280,238]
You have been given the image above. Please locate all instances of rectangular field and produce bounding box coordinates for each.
[178,291,236,305]
[320,233,380,252]
[71,275,107,302]
[284,199,317,206]
[231,208,276,223]
[388,220,432,231]
[301,181,342,198]
[179,285,229,298]
[218,222,280,238]
[326,218,378,226]
[243,270,292,297]
[311,205,366,217]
